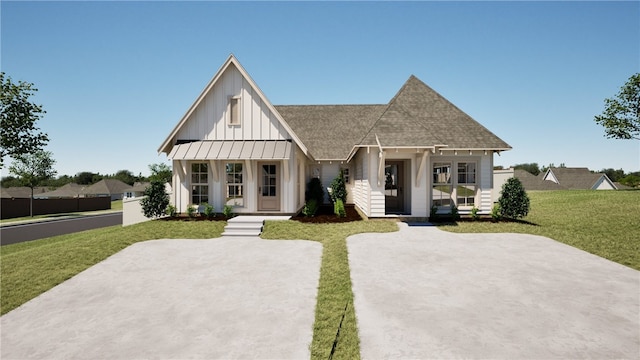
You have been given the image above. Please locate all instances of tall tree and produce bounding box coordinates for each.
[0,73,49,167]
[148,163,172,184]
[594,73,640,140]
[8,150,57,217]
[600,168,625,182]
[113,169,137,186]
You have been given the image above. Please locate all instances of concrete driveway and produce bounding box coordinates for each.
[1,237,322,359]
[348,222,639,359]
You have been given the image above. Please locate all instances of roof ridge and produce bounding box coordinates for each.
[274,104,386,107]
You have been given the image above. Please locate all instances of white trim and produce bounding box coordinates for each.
[416,150,428,187]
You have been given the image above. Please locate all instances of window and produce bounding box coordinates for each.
[191,163,209,205]
[457,162,476,207]
[228,96,241,125]
[225,163,244,207]
[341,167,350,183]
[432,162,452,207]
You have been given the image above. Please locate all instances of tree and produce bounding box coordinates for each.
[140,181,170,218]
[594,73,640,140]
[74,171,101,185]
[329,169,348,203]
[113,169,137,186]
[513,163,541,176]
[8,150,57,217]
[600,168,625,182]
[0,73,49,167]
[498,177,530,220]
[148,163,172,184]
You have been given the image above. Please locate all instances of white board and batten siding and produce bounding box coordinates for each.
[352,149,371,217]
[176,63,291,143]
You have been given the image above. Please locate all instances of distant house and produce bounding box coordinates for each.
[123,182,151,199]
[494,167,618,193]
[0,187,51,199]
[541,167,616,190]
[34,183,85,199]
[158,55,511,217]
[81,179,131,201]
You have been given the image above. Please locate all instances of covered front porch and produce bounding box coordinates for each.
[168,140,305,215]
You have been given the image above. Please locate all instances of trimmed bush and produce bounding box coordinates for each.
[223,204,234,218]
[302,199,318,217]
[430,205,438,220]
[306,178,325,204]
[203,203,215,219]
[491,204,501,221]
[471,206,480,221]
[140,181,170,219]
[499,177,530,219]
[329,170,348,204]
[334,199,346,218]
[449,205,460,221]
[186,204,197,219]
[166,204,177,217]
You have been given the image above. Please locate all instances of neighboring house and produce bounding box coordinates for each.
[494,167,618,192]
[123,182,151,199]
[158,55,511,217]
[0,187,51,199]
[542,167,617,190]
[34,183,85,199]
[81,179,131,201]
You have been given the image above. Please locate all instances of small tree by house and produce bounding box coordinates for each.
[329,169,348,204]
[8,150,56,217]
[498,177,530,219]
[306,177,325,204]
[140,181,169,219]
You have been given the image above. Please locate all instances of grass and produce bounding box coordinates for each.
[0,221,226,315]
[261,220,398,360]
[439,190,640,270]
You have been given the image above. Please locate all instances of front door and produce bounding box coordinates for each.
[385,161,405,214]
[258,163,280,211]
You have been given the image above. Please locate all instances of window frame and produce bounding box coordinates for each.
[432,162,453,209]
[456,162,477,208]
[191,162,209,205]
[225,162,244,207]
[228,95,242,126]
[341,167,350,184]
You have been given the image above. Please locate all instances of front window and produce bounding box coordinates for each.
[457,162,476,207]
[432,162,452,207]
[191,163,209,205]
[226,163,244,207]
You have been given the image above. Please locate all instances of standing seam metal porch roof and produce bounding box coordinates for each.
[168,140,292,160]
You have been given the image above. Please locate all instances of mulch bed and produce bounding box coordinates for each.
[160,215,232,222]
[291,204,362,224]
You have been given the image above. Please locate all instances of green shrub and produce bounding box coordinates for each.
[223,204,234,218]
[471,206,480,221]
[334,199,346,218]
[166,204,176,217]
[499,177,530,219]
[430,205,438,220]
[329,170,348,204]
[302,199,318,217]
[186,204,197,218]
[491,204,501,221]
[140,181,170,218]
[203,203,215,219]
[306,177,325,204]
[449,205,460,221]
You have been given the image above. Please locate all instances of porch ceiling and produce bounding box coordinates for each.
[168,140,292,160]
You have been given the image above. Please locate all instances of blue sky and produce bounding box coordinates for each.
[2,1,639,177]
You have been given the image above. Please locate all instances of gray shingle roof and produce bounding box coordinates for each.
[275,105,386,160]
[35,183,85,198]
[81,179,131,196]
[276,75,510,160]
[513,170,565,191]
[544,168,609,190]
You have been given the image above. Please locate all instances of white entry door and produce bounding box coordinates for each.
[258,163,280,211]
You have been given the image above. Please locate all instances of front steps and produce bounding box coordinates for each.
[222,215,291,237]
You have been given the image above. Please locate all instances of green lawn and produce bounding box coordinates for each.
[0,221,226,315]
[439,190,640,270]
[1,190,637,359]
[261,220,397,360]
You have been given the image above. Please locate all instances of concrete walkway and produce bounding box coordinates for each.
[1,237,322,359]
[348,222,639,359]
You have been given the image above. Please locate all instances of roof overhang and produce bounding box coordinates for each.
[168,140,292,161]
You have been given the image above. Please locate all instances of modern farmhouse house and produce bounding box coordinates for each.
[158,55,510,218]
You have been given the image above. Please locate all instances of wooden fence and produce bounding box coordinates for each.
[1,197,112,219]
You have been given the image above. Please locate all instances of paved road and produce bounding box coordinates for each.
[0,212,122,245]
